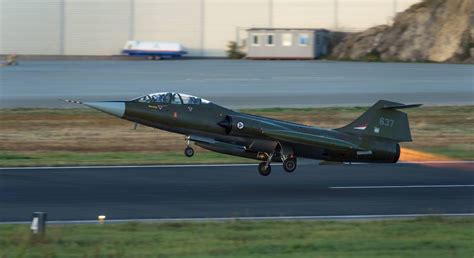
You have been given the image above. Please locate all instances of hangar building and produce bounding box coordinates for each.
[0,0,419,57]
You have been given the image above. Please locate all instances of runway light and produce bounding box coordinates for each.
[31,212,47,236]
[98,215,106,225]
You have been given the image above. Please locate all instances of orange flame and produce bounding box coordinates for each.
[399,148,454,162]
[398,148,474,171]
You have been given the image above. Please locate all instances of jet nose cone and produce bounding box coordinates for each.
[83,101,125,117]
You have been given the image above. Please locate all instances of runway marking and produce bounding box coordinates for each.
[2,213,474,225]
[0,163,257,170]
[330,184,474,189]
[0,161,473,170]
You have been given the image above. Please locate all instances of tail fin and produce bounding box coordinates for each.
[337,100,421,142]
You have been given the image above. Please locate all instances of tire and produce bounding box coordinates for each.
[258,162,271,176]
[184,147,194,157]
[283,158,297,173]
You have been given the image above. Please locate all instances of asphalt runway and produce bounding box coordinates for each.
[1,162,473,222]
[1,60,473,108]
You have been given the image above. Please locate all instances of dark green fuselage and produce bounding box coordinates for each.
[123,101,401,163]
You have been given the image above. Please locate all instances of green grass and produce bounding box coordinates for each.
[0,151,249,167]
[1,217,473,258]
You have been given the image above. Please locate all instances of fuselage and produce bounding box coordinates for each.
[122,98,399,163]
[72,94,420,176]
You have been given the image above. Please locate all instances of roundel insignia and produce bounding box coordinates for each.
[236,121,245,130]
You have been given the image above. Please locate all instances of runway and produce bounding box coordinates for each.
[1,162,473,222]
[1,60,473,108]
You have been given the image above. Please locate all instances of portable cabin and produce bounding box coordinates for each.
[246,28,329,59]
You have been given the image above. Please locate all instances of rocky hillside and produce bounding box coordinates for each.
[330,0,473,63]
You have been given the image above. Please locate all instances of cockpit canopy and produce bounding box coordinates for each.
[132,92,210,105]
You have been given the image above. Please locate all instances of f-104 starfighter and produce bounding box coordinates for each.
[66,92,420,176]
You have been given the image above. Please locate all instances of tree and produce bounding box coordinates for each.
[226,41,245,59]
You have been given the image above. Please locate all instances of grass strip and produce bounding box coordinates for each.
[0,151,249,167]
[1,217,473,258]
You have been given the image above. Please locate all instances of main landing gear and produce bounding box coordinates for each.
[258,162,271,176]
[258,152,274,176]
[283,155,297,173]
[257,152,297,176]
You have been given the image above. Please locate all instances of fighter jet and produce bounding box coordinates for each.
[66,92,421,176]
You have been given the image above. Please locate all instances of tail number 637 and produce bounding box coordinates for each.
[379,117,395,127]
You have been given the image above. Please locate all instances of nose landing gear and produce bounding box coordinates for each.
[184,146,194,157]
[184,136,194,157]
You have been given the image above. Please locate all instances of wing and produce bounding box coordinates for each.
[263,129,365,151]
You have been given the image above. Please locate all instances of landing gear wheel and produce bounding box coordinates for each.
[283,158,297,173]
[184,147,194,157]
[258,162,271,176]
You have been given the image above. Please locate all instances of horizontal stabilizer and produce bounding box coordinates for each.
[381,103,422,110]
[263,130,365,151]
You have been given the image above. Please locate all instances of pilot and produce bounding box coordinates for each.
[189,97,198,104]
[164,93,172,103]
[157,94,166,103]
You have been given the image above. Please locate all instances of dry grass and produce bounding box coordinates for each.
[0,109,182,152]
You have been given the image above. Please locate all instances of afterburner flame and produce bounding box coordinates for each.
[399,148,454,162]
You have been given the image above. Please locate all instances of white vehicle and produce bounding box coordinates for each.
[122,41,187,59]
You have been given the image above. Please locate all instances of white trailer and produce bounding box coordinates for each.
[122,41,187,59]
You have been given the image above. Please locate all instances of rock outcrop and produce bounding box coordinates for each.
[330,0,474,63]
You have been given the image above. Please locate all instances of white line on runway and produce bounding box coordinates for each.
[0,163,258,170]
[1,161,473,170]
[330,184,474,189]
[2,213,473,225]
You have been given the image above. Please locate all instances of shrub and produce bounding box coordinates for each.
[226,41,246,59]
[363,50,381,62]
